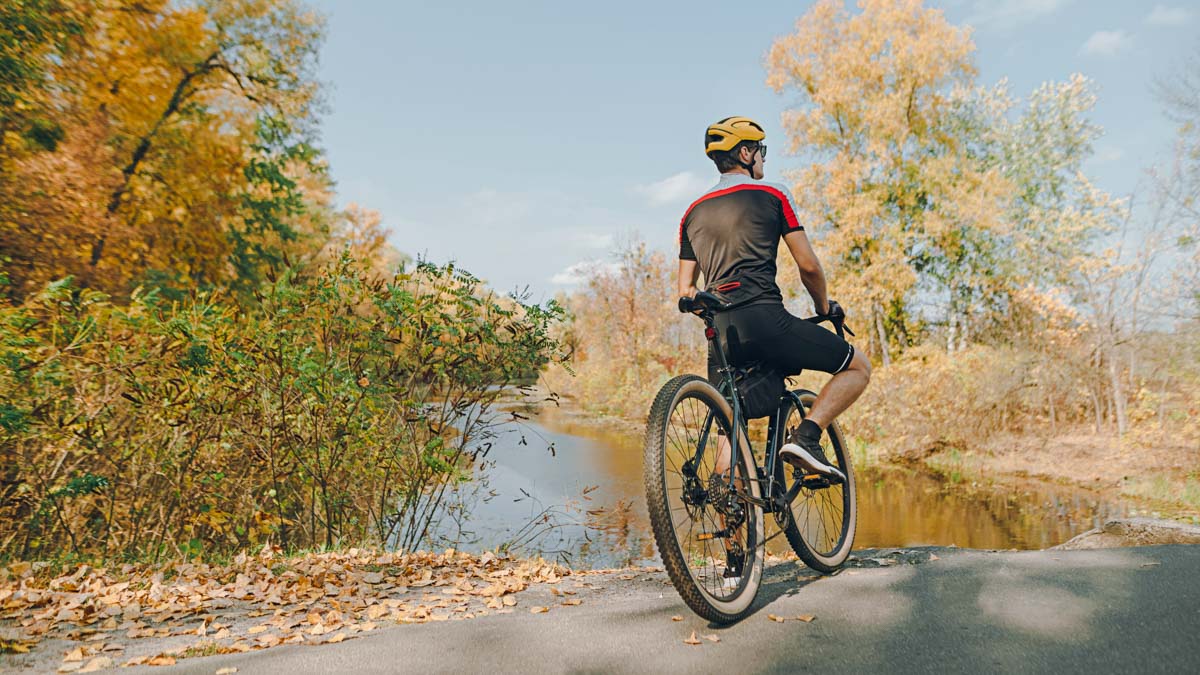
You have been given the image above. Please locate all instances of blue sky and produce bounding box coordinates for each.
[309,0,1199,301]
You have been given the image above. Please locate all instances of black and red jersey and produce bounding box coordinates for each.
[679,174,804,308]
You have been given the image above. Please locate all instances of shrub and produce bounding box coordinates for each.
[0,255,565,561]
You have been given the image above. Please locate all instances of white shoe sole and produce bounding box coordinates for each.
[779,443,847,482]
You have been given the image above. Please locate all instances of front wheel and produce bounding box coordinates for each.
[773,390,857,573]
[644,374,764,623]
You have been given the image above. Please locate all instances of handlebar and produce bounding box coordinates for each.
[679,294,855,340]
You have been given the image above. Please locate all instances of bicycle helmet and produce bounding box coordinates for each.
[704,116,765,156]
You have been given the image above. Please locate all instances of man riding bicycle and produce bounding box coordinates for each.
[678,116,872,483]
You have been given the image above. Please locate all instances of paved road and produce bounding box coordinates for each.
[154,545,1200,674]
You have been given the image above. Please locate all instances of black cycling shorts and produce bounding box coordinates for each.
[706,302,855,385]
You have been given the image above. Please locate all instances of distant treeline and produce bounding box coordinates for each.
[551,1,1199,456]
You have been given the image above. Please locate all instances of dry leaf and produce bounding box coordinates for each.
[326,632,346,644]
[683,631,702,646]
[929,554,940,561]
[529,606,549,614]
[795,614,816,623]
[767,614,785,623]
[215,668,239,674]
[671,615,683,622]
[366,604,387,620]
[78,657,114,673]
[57,664,83,674]
[146,655,176,666]
[561,599,582,606]
[703,634,720,643]
[502,596,517,607]
[247,625,269,635]
[64,647,85,662]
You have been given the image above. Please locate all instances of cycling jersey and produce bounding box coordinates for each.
[678,173,805,308]
[679,173,855,381]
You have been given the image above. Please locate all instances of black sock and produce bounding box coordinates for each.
[798,419,822,441]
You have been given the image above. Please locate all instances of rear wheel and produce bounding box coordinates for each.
[644,374,764,623]
[773,390,856,573]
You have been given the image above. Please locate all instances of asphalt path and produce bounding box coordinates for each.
[153,545,1200,675]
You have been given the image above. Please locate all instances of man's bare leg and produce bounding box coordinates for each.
[805,349,871,430]
[714,434,731,475]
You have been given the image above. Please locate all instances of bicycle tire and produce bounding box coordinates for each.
[773,389,857,573]
[644,374,764,623]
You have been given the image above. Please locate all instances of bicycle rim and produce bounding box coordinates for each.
[776,390,856,572]
[644,375,763,623]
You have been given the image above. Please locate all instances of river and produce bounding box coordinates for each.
[430,409,1128,569]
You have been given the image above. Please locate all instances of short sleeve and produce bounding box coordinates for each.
[679,216,697,260]
[770,182,803,236]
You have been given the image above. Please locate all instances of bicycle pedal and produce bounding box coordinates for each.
[696,532,728,541]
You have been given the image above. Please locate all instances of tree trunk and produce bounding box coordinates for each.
[874,304,891,367]
[1108,357,1128,435]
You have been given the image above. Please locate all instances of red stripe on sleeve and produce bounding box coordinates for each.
[755,185,802,230]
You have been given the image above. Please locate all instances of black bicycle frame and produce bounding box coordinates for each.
[694,315,806,512]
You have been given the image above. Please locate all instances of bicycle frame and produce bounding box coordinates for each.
[690,313,808,515]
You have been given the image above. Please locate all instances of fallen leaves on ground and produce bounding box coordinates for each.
[670,615,683,622]
[767,614,785,623]
[703,634,720,643]
[2,546,570,667]
[795,614,816,623]
[683,631,701,645]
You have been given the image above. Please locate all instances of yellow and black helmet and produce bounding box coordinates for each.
[704,116,765,155]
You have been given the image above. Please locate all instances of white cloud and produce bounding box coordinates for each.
[1079,30,1132,57]
[965,0,1073,28]
[1145,4,1192,26]
[1094,145,1124,163]
[549,260,622,286]
[634,171,711,207]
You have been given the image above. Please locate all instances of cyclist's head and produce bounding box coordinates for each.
[705,116,766,179]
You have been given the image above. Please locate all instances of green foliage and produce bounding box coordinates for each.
[0,255,565,562]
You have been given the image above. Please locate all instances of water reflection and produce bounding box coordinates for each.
[435,411,1125,568]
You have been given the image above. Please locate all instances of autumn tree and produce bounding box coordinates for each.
[767,0,1009,363]
[0,0,331,302]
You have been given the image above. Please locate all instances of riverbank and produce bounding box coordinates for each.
[542,391,1200,526]
[923,430,1200,524]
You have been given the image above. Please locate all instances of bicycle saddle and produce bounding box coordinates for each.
[678,290,732,315]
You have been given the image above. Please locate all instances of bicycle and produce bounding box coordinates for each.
[643,291,858,623]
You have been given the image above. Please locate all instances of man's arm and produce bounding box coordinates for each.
[678,259,700,299]
[783,230,828,315]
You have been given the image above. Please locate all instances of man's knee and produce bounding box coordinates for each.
[848,348,871,381]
